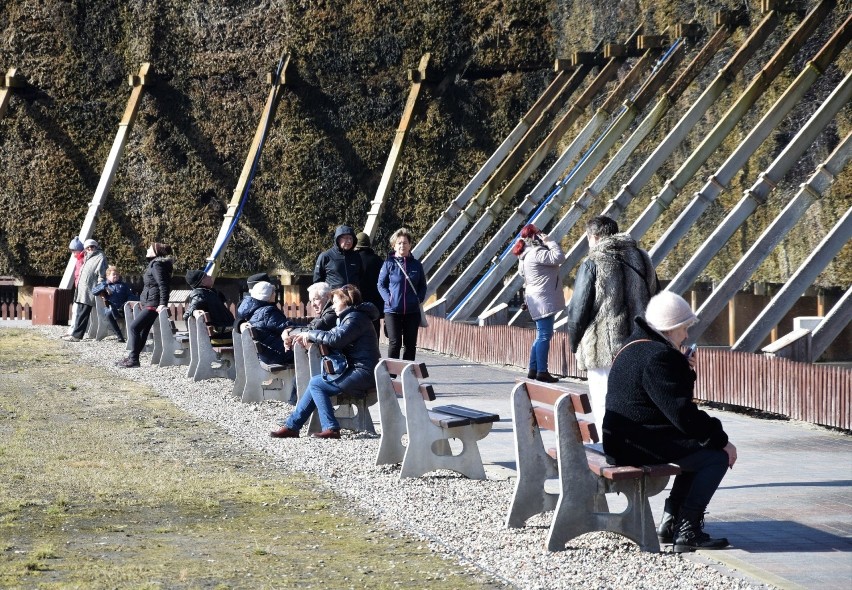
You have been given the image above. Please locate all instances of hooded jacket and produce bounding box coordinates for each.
[139,256,174,308]
[603,316,729,465]
[566,233,658,371]
[305,302,380,393]
[240,297,293,366]
[518,237,565,320]
[75,248,108,306]
[378,253,427,315]
[355,246,385,318]
[313,225,363,289]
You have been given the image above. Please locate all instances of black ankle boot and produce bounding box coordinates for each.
[527,369,537,379]
[657,498,679,544]
[673,509,729,553]
[535,371,559,383]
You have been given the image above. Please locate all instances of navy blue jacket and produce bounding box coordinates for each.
[241,298,294,366]
[306,302,380,394]
[378,254,427,315]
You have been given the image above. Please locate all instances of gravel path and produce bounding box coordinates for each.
[43,327,772,590]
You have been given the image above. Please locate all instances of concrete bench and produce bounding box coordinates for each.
[150,308,190,367]
[90,296,113,341]
[374,358,499,479]
[186,311,235,381]
[235,325,294,403]
[505,379,680,552]
[291,339,378,434]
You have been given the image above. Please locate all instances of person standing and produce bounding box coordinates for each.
[512,224,565,382]
[603,291,736,553]
[313,225,362,289]
[354,231,384,338]
[64,236,86,337]
[566,215,658,429]
[117,242,173,368]
[378,228,427,361]
[63,239,108,342]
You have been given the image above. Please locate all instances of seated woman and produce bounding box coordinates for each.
[603,291,737,553]
[270,284,380,440]
[240,281,294,366]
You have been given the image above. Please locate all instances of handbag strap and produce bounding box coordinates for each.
[612,338,653,363]
[394,258,419,295]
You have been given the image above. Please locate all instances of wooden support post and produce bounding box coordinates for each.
[363,54,435,240]
[204,55,291,280]
[0,67,25,120]
[59,63,154,289]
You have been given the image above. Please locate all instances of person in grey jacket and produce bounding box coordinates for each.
[566,215,658,428]
[270,284,380,440]
[64,238,108,341]
[512,224,565,382]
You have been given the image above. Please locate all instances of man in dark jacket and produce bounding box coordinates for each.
[354,232,384,337]
[182,269,235,336]
[603,291,736,554]
[566,215,658,430]
[313,225,362,289]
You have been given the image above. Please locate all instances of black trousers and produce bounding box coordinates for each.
[104,307,125,340]
[128,308,158,361]
[384,312,421,361]
[668,448,729,514]
[70,303,93,339]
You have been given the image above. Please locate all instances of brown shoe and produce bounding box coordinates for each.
[310,429,341,440]
[270,426,299,438]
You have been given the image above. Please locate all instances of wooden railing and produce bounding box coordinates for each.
[1,302,31,320]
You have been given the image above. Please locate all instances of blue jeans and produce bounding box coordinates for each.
[528,314,555,373]
[286,374,343,431]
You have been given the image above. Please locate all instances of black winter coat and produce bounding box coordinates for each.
[312,225,363,288]
[182,287,235,329]
[356,246,385,317]
[306,302,380,394]
[602,317,729,465]
[307,299,337,331]
[139,257,174,308]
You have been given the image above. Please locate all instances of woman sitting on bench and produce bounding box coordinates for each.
[270,284,380,440]
[603,291,737,553]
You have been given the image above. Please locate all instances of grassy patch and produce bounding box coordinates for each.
[0,329,499,588]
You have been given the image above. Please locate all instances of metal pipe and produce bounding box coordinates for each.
[654,11,851,272]
[628,0,833,244]
[695,130,852,346]
[667,63,852,296]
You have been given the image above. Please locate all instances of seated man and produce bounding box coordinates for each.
[239,281,294,366]
[93,265,137,342]
[603,291,737,553]
[183,269,235,339]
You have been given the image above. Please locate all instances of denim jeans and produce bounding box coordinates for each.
[286,374,343,431]
[528,314,555,373]
[669,448,730,513]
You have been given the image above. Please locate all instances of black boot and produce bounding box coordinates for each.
[527,369,537,379]
[535,371,559,383]
[673,509,729,553]
[657,498,679,544]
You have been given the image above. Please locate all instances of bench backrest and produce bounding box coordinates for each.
[520,380,598,445]
[199,311,232,346]
[376,358,435,401]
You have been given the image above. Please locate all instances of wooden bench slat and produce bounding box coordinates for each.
[427,410,472,428]
[432,404,499,424]
[384,358,428,379]
[533,406,557,432]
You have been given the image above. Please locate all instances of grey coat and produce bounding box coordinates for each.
[518,238,565,320]
[75,249,108,306]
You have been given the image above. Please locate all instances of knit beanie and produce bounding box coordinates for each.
[185,269,206,289]
[69,237,84,251]
[83,238,100,249]
[644,291,697,332]
[250,281,275,302]
[355,232,371,250]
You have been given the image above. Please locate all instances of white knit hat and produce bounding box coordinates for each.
[83,238,100,249]
[250,281,275,302]
[644,291,697,331]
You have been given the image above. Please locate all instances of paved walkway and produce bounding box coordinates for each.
[413,350,852,590]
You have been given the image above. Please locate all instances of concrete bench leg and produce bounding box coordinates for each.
[375,363,407,465]
[232,329,246,398]
[400,422,490,480]
[186,314,200,379]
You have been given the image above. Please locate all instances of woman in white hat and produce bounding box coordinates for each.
[602,290,737,553]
